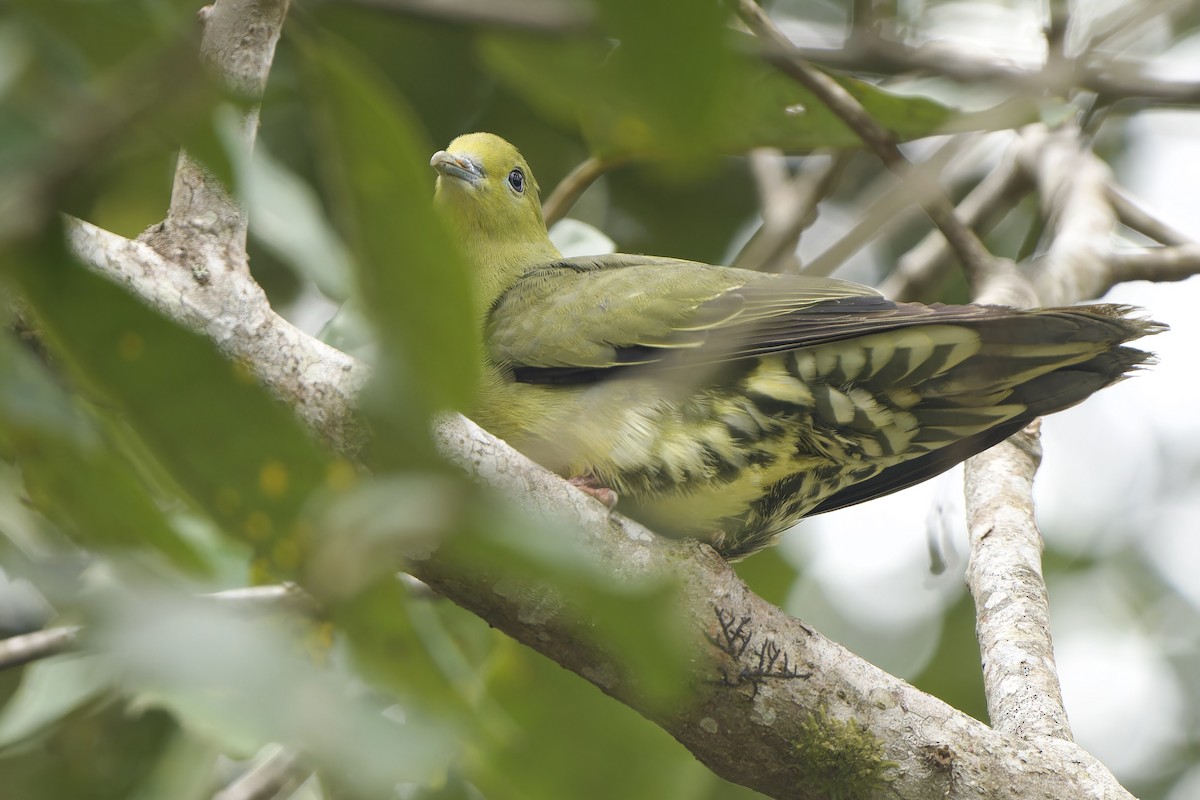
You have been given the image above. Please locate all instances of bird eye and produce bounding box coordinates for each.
[507,168,525,193]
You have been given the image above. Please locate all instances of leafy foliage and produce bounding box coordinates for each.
[0,1,1196,799]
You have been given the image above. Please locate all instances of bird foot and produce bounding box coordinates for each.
[568,474,619,510]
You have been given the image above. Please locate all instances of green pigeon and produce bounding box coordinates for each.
[431,132,1163,559]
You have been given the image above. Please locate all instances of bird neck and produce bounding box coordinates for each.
[462,230,562,320]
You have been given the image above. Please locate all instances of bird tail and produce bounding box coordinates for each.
[923,303,1163,416]
[808,303,1164,516]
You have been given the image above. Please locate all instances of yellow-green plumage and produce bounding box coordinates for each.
[432,132,1163,558]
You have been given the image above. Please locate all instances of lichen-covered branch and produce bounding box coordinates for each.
[65,178,1141,799]
[140,0,290,275]
[424,416,1133,800]
[964,422,1073,740]
[957,118,1183,747]
[67,218,368,447]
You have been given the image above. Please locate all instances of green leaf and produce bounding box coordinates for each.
[99,589,459,795]
[302,473,499,718]
[221,108,354,302]
[0,330,207,570]
[437,499,695,710]
[7,230,335,576]
[0,653,115,748]
[474,640,767,800]
[329,578,473,718]
[299,33,479,421]
[480,27,959,159]
[0,698,181,800]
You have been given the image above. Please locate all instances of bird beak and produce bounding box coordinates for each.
[431,150,484,186]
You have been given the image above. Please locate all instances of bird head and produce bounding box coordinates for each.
[431,132,548,241]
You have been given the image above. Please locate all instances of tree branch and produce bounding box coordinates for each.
[67,218,368,448]
[773,31,1200,107]
[69,220,1135,796]
[733,149,848,273]
[0,625,81,670]
[1108,184,1196,247]
[0,585,317,673]
[423,416,1132,800]
[64,189,1140,800]
[140,0,290,276]
[1020,125,1121,306]
[964,422,1073,740]
[1108,244,1200,283]
[542,154,627,229]
[956,118,1186,748]
[213,746,310,800]
[801,134,977,279]
[881,143,1033,300]
[733,0,1001,291]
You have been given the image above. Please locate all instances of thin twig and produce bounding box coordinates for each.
[736,149,807,272]
[733,150,849,273]
[213,746,310,800]
[1108,244,1200,284]
[800,173,921,278]
[1107,184,1196,247]
[733,0,999,291]
[881,144,1033,300]
[748,148,790,210]
[0,585,314,673]
[1043,0,1068,68]
[542,154,627,228]
[0,625,82,670]
[801,135,975,279]
[770,33,1200,106]
[1079,0,1181,62]
[204,583,322,616]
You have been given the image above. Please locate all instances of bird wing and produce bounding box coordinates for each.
[487,253,1004,383]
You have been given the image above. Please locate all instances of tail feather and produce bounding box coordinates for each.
[808,304,1164,516]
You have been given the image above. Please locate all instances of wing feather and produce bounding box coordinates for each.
[488,255,1155,389]
[488,254,891,378]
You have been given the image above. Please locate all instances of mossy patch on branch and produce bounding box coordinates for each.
[792,706,896,800]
